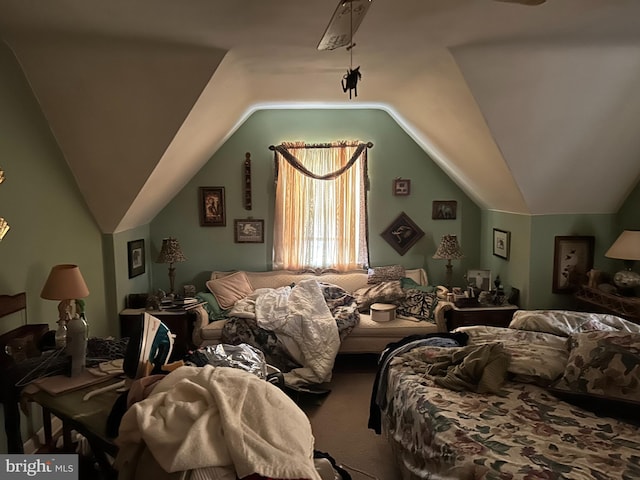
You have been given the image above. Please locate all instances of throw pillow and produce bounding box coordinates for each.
[195,292,228,321]
[367,265,406,284]
[205,271,254,310]
[396,289,438,321]
[354,280,404,312]
[555,330,640,403]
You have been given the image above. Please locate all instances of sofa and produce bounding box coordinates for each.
[372,310,640,479]
[191,267,448,355]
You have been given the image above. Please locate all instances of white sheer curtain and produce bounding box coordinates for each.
[273,141,369,271]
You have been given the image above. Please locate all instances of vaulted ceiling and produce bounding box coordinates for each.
[1,0,639,233]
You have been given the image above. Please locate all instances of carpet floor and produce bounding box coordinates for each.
[296,354,401,480]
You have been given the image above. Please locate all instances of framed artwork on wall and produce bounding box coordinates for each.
[467,269,492,291]
[393,178,411,196]
[199,186,226,226]
[234,219,264,243]
[552,235,595,293]
[127,239,145,278]
[493,228,510,260]
[380,212,425,256]
[432,200,457,220]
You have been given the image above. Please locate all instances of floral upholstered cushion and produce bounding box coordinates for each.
[396,289,438,321]
[555,331,640,403]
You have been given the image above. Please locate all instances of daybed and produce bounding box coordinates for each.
[190,267,448,384]
[372,309,640,479]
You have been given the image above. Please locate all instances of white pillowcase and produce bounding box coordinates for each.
[206,271,254,309]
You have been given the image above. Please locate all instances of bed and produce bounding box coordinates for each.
[373,310,640,479]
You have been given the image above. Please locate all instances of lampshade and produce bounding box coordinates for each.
[605,230,640,291]
[605,230,640,261]
[156,237,187,264]
[41,264,90,301]
[433,235,464,260]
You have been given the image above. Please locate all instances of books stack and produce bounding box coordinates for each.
[163,297,205,311]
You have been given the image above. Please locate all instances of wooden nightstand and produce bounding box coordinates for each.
[445,304,519,330]
[119,308,199,360]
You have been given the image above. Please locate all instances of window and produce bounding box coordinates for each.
[272,141,370,271]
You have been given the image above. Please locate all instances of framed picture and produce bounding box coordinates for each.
[552,235,595,293]
[127,239,145,278]
[234,219,264,243]
[432,200,457,220]
[393,178,411,196]
[199,186,226,226]
[467,269,492,291]
[493,228,510,260]
[380,212,425,256]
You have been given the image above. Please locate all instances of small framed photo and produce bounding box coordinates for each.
[393,178,411,196]
[199,186,226,226]
[127,239,145,278]
[467,269,492,291]
[380,212,425,256]
[493,228,510,260]
[432,200,457,220]
[234,219,264,243]
[552,236,595,294]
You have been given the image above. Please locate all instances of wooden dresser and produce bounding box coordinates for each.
[574,286,640,325]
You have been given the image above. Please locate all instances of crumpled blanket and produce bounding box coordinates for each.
[115,365,321,480]
[229,279,340,386]
[402,343,510,394]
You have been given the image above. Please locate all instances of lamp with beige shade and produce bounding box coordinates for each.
[605,230,640,294]
[41,265,90,371]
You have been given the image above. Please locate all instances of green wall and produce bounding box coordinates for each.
[0,40,113,453]
[528,214,619,309]
[481,211,532,306]
[150,109,482,292]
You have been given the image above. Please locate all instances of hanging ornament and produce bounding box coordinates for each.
[340,0,362,99]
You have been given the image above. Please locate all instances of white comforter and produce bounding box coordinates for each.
[115,365,321,480]
[229,279,340,386]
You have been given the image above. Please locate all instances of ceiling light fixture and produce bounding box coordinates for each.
[317,0,372,99]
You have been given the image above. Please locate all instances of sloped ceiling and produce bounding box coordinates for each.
[1,0,639,233]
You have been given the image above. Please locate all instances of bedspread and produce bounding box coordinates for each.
[383,345,640,480]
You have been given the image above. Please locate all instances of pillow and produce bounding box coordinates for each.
[367,265,406,284]
[554,331,640,403]
[396,289,438,321]
[205,271,254,309]
[354,280,404,312]
[509,309,640,336]
[195,292,228,321]
[400,277,435,293]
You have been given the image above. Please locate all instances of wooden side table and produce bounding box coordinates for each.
[445,304,519,330]
[119,308,199,360]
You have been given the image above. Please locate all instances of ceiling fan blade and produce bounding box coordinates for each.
[317,0,373,51]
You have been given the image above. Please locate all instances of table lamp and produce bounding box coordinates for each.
[41,264,90,367]
[433,234,464,289]
[156,237,187,295]
[604,230,640,293]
